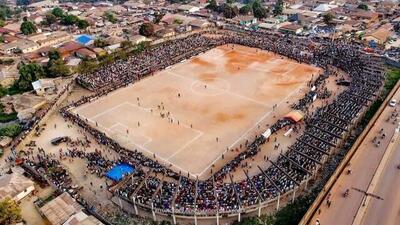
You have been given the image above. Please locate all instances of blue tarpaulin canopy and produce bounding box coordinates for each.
[106,164,135,181]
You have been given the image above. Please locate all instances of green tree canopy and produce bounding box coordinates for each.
[0,4,12,21]
[357,3,368,10]
[206,0,218,11]
[46,59,70,77]
[44,13,57,25]
[48,49,61,61]
[323,12,334,25]
[139,22,155,37]
[94,38,108,48]
[239,5,252,15]
[219,3,238,18]
[103,11,117,23]
[20,20,36,35]
[16,63,44,91]
[77,19,89,29]
[0,198,22,224]
[51,7,64,18]
[61,14,79,26]
[273,0,284,16]
[153,12,164,24]
[0,124,22,137]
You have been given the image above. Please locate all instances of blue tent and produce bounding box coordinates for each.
[106,164,135,181]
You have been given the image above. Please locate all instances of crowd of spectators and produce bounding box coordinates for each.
[57,29,386,216]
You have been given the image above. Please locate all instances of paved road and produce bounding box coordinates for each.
[309,86,400,225]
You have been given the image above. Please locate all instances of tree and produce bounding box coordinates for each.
[0,5,12,21]
[357,4,368,10]
[121,40,133,49]
[77,19,89,29]
[51,7,64,18]
[252,0,267,19]
[48,49,60,61]
[206,0,218,11]
[0,124,22,137]
[44,13,57,25]
[219,3,237,19]
[103,11,117,23]
[46,59,70,77]
[78,59,98,74]
[94,38,108,48]
[174,19,183,24]
[61,14,78,26]
[153,12,164,24]
[323,13,334,25]
[239,5,252,15]
[0,19,4,27]
[20,20,36,35]
[16,63,44,91]
[139,23,155,37]
[273,0,284,16]
[0,198,22,224]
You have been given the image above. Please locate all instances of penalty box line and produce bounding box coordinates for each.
[85,101,205,177]
[87,116,199,178]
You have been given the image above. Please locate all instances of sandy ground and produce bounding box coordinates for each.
[309,86,400,225]
[72,45,320,179]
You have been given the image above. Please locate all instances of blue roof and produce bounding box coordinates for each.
[76,35,93,45]
[106,163,135,181]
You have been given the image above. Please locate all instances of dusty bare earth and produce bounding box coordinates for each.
[72,45,321,179]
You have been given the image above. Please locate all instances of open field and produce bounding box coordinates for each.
[72,44,320,179]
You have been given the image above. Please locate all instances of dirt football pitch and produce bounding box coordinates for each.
[72,44,321,179]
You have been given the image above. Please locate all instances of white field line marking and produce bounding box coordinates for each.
[110,122,152,146]
[167,131,204,160]
[90,102,130,120]
[90,115,197,176]
[197,78,309,176]
[86,101,204,177]
[167,71,269,107]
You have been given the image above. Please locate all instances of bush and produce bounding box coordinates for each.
[0,124,22,137]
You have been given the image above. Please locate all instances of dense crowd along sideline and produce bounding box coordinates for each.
[50,30,387,216]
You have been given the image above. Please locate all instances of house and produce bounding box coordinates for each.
[0,167,35,202]
[156,28,176,38]
[76,48,97,59]
[363,24,393,45]
[189,19,211,29]
[258,23,276,30]
[131,35,147,45]
[0,39,39,54]
[178,4,200,13]
[279,23,304,34]
[27,0,59,9]
[38,192,104,225]
[29,31,72,48]
[63,211,103,225]
[32,79,56,96]
[233,16,257,26]
[350,9,379,22]
[58,41,85,58]
[105,43,121,53]
[313,4,338,12]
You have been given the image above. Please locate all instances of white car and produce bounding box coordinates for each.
[389,99,397,107]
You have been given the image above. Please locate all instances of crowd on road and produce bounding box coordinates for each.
[55,30,386,216]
